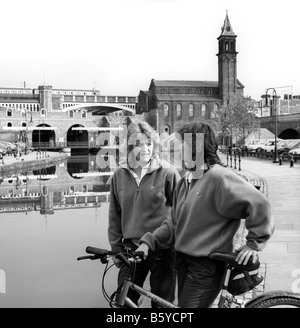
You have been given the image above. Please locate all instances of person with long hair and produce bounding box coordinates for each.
[108,119,180,307]
[136,121,275,308]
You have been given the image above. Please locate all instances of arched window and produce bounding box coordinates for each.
[188,103,194,117]
[163,104,169,117]
[176,103,182,117]
[163,125,170,135]
[211,103,219,119]
[41,108,46,118]
[69,110,74,118]
[201,104,206,117]
[7,122,12,127]
[81,110,87,118]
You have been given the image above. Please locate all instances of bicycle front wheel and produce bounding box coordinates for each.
[245,291,300,308]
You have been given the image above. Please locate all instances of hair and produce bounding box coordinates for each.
[124,120,160,160]
[176,121,223,167]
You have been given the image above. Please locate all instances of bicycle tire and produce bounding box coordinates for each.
[245,290,300,308]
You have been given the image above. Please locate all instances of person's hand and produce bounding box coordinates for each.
[112,256,122,268]
[135,243,149,260]
[235,244,258,265]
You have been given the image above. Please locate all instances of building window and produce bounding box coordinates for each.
[211,103,219,118]
[81,110,87,118]
[41,108,46,118]
[201,104,206,117]
[176,103,182,117]
[163,104,169,117]
[7,122,12,127]
[7,108,12,117]
[69,110,74,118]
[188,103,194,117]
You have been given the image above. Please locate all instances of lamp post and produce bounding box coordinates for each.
[264,88,279,163]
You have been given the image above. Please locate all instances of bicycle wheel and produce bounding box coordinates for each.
[245,291,300,308]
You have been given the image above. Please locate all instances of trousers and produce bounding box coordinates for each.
[175,251,226,308]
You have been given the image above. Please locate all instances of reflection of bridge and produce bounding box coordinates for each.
[0,154,115,215]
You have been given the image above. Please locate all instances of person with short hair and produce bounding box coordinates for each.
[137,121,275,308]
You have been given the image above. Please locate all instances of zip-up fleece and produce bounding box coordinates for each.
[140,164,275,257]
[108,159,181,253]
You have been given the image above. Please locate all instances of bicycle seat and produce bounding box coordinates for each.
[208,251,260,271]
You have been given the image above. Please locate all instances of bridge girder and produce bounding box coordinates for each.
[61,103,135,115]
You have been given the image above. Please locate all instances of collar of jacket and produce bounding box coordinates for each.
[118,157,163,173]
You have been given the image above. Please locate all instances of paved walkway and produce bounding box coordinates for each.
[217,153,300,303]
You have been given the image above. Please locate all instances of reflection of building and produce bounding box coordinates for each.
[137,13,245,134]
[0,155,112,215]
[40,188,54,215]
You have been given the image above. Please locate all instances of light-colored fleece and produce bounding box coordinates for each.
[140,164,275,257]
[108,158,181,253]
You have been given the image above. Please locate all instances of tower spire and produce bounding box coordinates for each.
[219,11,236,38]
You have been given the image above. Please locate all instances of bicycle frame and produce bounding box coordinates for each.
[117,279,178,308]
[115,256,178,308]
[78,246,300,308]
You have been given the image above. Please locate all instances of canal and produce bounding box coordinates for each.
[0,153,119,308]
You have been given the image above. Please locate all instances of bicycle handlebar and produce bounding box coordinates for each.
[85,246,114,256]
[77,246,144,266]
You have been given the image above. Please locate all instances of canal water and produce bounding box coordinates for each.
[0,153,119,308]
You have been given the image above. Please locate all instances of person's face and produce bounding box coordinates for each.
[128,133,154,167]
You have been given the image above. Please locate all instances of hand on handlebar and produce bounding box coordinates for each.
[135,243,149,260]
[112,256,123,268]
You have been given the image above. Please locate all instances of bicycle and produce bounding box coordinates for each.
[77,246,300,308]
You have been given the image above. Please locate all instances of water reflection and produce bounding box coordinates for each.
[0,154,113,216]
[0,153,117,307]
[0,205,118,308]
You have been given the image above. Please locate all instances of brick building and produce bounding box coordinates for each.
[137,13,244,134]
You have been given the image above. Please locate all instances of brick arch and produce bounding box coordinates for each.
[278,128,300,139]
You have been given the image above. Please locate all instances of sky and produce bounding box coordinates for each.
[0,0,299,100]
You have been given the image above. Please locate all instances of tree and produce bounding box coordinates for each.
[216,96,260,146]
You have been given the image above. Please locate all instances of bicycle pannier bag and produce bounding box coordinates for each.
[227,260,263,295]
